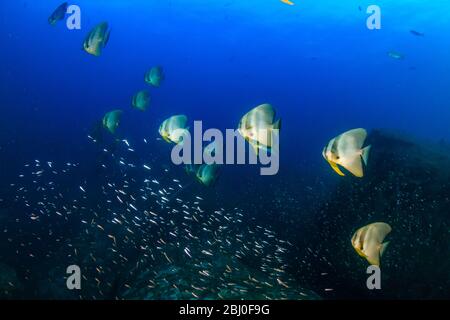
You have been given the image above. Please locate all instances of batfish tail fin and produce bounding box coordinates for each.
[361,145,371,166]
[380,241,390,257]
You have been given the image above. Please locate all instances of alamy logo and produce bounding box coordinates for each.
[366,5,381,30]
[366,265,381,290]
[66,265,81,290]
[170,121,280,176]
[66,5,81,30]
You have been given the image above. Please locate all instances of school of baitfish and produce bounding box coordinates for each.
[5,141,319,299]
[0,2,413,299]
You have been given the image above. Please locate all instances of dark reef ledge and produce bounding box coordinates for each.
[1,130,449,300]
[300,129,450,299]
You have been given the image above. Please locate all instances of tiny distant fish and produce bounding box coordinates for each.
[48,2,68,26]
[201,250,213,256]
[388,51,405,60]
[410,30,424,37]
[277,278,289,288]
[184,247,192,258]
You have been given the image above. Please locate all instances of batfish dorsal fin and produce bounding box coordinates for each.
[250,104,275,126]
[344,128,367,149]
[162,135,172,143]
[354,247,366,258]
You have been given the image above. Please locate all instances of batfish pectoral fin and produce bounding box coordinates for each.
[327,160,345,176]
[162,135,172,143]
[355,247,366,258]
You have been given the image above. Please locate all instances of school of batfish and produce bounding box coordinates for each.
[3,2,412,299]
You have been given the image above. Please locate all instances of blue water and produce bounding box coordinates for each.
[2,1,450,163]
[1,0,450,299]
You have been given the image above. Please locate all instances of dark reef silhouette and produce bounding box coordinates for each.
[296,130,450,299]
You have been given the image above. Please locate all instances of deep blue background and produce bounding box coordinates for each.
[1,0,450,188]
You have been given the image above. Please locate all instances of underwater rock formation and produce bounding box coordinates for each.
[119,255,320,300]
[35,228,319,300]
[36,225,142,300]
[0,262,23,299]
[300,130,450,299]
[11,129,450,300]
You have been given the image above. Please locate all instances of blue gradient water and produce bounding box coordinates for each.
[2,1,450,165]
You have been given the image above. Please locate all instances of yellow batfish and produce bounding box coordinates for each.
[145,66,164,88]
[196,164,220,187]
[159,115,189,144]
[48,2,68,26]
[238,104,281,156]
[322,128,371,178]
[280,0,295,5]
[351,222,392,266]
[132,90,150,111]
[102,110,122,134]
[83,22,111,57]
